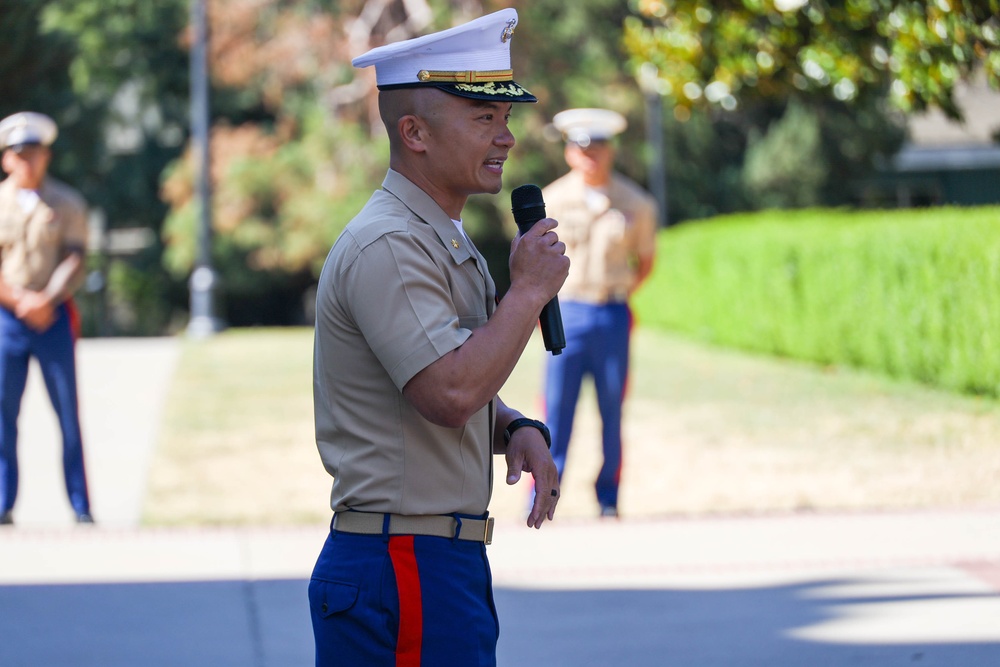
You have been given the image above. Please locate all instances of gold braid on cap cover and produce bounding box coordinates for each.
[417,69,514,83]
[453,82,528,96]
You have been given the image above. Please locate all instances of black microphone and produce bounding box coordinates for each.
[511,184,565,356]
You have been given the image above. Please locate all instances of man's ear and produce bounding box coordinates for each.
[397,115,428,153]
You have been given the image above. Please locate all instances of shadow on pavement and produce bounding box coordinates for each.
[495,581,1000,666]
[2,575,999,667]
[0,578,311,667]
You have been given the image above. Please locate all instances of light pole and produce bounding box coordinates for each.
[187,0,225,337]
[638,63,669,227]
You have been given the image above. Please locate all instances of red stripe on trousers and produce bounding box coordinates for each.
[389,535,422,667]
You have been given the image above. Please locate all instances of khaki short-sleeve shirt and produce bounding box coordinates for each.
[0,176,88,292]
[313,170,497,516]
[543,170,657,303]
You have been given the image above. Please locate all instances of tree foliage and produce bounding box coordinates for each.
[159,0,439,323]
[742,99,826,208]
[6,1,992,330]
[28,0,191,219]
[162,0,647,309]
[623,0,1000,119]
[1,1,90,193]
[1,0,192,335]
[620,0,1000,218]
[502,0,654,196]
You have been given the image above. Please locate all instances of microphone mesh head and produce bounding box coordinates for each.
[511,184,543,212]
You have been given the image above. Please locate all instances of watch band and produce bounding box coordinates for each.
[503,417,551,449]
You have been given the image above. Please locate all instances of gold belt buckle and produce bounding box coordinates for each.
[484,517,495,545]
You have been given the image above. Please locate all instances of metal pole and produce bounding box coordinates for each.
[187,0,225,337]
[644,89,669,227]
[86,208,109,336]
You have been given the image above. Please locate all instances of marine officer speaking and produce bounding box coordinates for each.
[0,111,93,526]
[309,9,567,666]
[541,108,659,519]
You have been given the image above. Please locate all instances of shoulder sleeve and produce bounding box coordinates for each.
[63,204,88,252]
[341,231,471,390]
[637,201,657,260]
[629,188,658,261]
[541,175,571,209]
[53,183,88,251]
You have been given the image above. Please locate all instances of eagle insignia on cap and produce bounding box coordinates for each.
[501,18,516,43]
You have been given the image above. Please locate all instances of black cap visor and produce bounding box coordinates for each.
[379,81,536,103]
[6,141,45,154]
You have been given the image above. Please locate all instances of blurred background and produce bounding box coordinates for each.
[3,0,997,343]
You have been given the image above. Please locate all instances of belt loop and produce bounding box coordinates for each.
[329,514,336,536]
[452,514,463,542]
[381,513,391,543]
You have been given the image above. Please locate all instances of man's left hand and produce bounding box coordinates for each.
[505,431,560,529]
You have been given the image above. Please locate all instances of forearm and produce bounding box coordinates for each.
[403,217,569,428]
[403,283,546,428]
[634,254,654,288]
[493,397,523,454]
[42,252,84,305]
[497,392,560,528]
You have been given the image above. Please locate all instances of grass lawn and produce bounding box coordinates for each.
[143,326,1000,526]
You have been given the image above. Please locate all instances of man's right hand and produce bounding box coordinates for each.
[15,291,56,332]
[508,217,569,309]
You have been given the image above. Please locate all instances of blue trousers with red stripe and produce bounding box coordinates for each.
[544,301,631,510]
[0,303,90,516]
[309,523,499,666]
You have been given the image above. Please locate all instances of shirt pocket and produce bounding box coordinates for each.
[29,210,62,247]
[596,209,628,241]
[0,218,20,246]
[559,207,593,248]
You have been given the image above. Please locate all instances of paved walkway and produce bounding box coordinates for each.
[0,338,999,666]
[9,336,180,528]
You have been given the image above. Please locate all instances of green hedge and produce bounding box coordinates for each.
[632,206,1000,396]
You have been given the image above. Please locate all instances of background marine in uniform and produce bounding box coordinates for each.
[541,107,659,519]
[0,111,93,526]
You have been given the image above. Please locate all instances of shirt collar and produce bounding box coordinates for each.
[381,169,477,266]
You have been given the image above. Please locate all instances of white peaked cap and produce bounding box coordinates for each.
[0,112,58,151]
[352,8,536,103]
[552,108,627,147]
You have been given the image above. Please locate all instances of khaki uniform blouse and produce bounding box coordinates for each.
[313,170,497,517]
[542,170,657,304]
[0,176,88,292]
